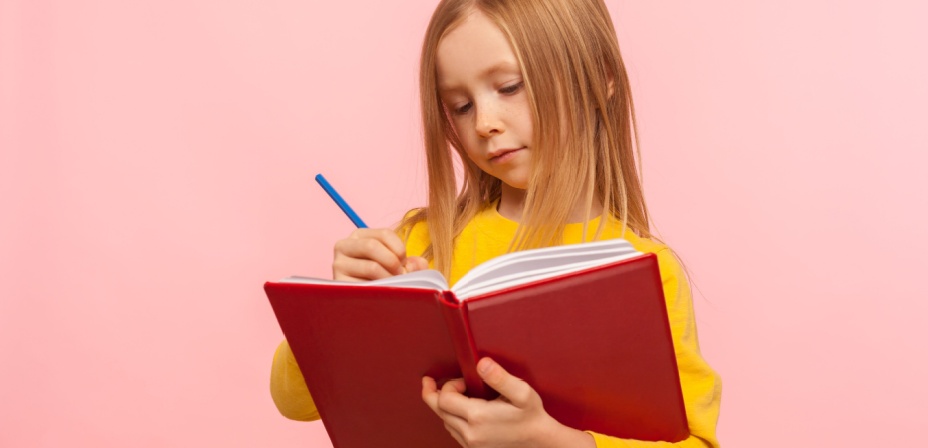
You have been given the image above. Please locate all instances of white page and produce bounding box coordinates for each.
[453,251,640,300]
[280,270,448,290]
[279,239,641,297]
[451,239,636,291]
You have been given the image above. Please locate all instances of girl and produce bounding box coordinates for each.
[271,0,722,446]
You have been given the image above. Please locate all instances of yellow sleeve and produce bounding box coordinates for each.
[587,248,722,447]
[269,340,320,421]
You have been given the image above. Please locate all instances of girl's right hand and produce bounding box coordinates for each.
[332,228,429,281]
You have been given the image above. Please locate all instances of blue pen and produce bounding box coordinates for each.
[315,174,368,228]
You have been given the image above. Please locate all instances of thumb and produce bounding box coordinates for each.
[477,357,533,408]
[405,256,430,272]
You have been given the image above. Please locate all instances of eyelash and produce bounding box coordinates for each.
[499,81,523,95]
[451,81,524,116]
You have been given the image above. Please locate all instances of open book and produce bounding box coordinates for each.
[266,239,688,448]
[280,238,642,299]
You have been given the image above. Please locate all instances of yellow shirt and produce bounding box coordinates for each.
[270,205,722,446]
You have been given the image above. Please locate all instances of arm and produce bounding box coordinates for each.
[269,340,320,421]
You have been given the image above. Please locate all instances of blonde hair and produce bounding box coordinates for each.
[401,0,654,278]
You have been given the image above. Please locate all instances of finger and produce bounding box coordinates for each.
[405,256,430,272]
[423,378,469,446]
[477,357,534,408]
[350,228,407,262]
[333,258,395,281]
[443,422,467,447]
[334,239,404,278]
[336,237,404,275]
[437,379,476,420]
[421,376,442,415]
[442,414,470,446]
[442,378,467,394]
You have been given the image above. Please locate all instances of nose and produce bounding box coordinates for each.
[475,102,504,138]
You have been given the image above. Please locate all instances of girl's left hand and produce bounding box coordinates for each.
[421,357,595,448]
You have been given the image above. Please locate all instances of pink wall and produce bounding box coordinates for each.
[1,1,925,446]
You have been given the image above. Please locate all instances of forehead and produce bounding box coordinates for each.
[436,10,520,90]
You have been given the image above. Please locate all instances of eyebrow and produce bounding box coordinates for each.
[438,62,521,93]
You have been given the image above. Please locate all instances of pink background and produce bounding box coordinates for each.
[2,0,926,446]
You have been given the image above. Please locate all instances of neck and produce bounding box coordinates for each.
[497,184,604,223]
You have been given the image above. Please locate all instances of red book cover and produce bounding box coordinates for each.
[265,247,688,447]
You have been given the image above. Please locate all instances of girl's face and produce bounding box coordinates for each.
[436,9,534,190]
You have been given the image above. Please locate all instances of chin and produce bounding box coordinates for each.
[501,179,529,191]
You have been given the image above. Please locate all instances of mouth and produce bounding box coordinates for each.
[488,147,525,162]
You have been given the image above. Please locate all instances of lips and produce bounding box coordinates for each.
[488,147,525,162]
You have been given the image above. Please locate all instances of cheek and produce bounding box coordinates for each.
[450,118,474,144]
[455,129,482,160]
[461,143,484,167]
[508,100,534,138]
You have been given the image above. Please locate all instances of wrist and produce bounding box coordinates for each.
[531,415,596,448]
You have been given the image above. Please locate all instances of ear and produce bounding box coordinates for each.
[607,78,615,98]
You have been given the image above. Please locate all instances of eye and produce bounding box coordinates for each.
[499,81,524,95]
[452,102,472,115]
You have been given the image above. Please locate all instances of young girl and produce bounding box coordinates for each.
[271,0,721,446]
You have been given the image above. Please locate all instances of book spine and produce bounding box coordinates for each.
[438,291,493,399]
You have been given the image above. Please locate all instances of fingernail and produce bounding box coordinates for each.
[477,358,494,375]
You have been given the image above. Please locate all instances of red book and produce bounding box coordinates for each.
[265,240,688,447]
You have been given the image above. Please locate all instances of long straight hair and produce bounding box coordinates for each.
[401,0,653,279]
